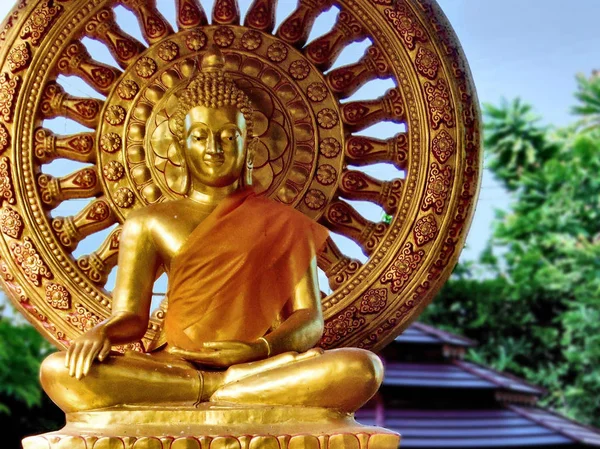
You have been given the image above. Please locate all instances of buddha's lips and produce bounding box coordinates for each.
[203,155,224,166]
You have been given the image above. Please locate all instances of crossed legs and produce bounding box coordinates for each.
[41,348,382,414]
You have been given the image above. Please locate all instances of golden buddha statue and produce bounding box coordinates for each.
[39,48,383,417]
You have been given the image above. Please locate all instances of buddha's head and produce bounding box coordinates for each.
[173,48,254,190]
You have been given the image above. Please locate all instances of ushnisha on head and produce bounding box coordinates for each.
[173,47,255,189]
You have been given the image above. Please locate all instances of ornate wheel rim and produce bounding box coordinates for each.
[0,0,481,352]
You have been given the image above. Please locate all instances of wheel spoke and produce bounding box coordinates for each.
[84,8,146,69]
[40,82,104,129]
[34,128,96,164]
[52,198,117,250]
[341,87,404,133]
[339,170,403,215]
[244,0,277,33]
[175,0,208,29]
[345,133,408,171]
[77,226,121,285]
[212,0,241,25]
[304,10,365,71]
[317,237,362,290]
[118,0,173,45]
[326,45,391,99]
[38,168,101,209]
[276,0,333,47]
[321,200,388,256]
[58,41,122,97]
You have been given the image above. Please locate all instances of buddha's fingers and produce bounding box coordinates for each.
[97,339,111,362]
[68,343,84,377]
[81,342,101,377]
[65,345,74,368]
[75,342,93,379]
[66,340,80,369]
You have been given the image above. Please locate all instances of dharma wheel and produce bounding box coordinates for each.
[0,0,481,352]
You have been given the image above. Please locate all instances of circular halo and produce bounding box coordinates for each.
[0,0,481,352]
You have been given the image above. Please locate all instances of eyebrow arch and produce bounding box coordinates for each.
[220,124,241,133]
[187,123,209,134]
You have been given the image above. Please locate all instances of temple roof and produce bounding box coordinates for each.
[383,360,545,396]
[356,408,596,447]
[509,406,600,447]
[394,322,477,348]
[359,322,600,447]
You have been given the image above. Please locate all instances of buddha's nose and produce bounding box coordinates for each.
[206,137,223,155]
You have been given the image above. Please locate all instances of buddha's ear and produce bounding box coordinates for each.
[243,137,259,187]
[247,137,258,165]
[167,117,190,195]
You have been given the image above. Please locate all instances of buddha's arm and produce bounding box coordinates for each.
[262,256,324,355]
[108,213,159,339]
[65,212,160,378]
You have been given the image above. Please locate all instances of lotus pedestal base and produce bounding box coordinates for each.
[22,404,400,449]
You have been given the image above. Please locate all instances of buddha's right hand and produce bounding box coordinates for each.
[65,326,112,380]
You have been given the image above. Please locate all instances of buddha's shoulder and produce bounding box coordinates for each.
[250,195,293,214]
[123,200,197,228]
[249,195,312,223]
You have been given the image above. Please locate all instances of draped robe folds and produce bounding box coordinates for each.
[164,188,329,351]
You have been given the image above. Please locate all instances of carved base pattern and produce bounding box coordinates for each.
[24,432,399,449]
[22,407,400,449]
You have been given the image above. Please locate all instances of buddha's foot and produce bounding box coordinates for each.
[22,404,400,449]
[222,347,324,385]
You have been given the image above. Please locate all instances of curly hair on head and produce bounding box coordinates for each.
[172,71,254,146]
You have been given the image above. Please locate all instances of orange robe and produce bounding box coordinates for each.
[164,188,329,351]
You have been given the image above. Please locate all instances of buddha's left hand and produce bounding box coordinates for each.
[169,340,268,367]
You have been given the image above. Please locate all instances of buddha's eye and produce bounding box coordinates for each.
[221,130,239,143]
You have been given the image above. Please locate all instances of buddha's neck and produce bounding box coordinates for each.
[187,179,241,206]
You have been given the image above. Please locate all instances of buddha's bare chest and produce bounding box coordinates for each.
[148,202,215,266]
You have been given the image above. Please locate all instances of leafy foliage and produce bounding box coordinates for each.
[573,73,600,130]
[0,303,63,443]
[423,74,600,426]
[0,308,52,410]
[483,98,559,191]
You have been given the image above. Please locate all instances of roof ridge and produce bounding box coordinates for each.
[508,404,600,446]
[453,359,546,396]
[412,322,478,347]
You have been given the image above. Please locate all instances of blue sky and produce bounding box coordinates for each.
[437,0,600,260]
[0,0,597,298]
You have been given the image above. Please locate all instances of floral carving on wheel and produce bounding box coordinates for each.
[380,242,424,293]
[0,206,23,239]
[320,307,366,346]
[10,238,53,286]
[45,283,71,310]
[422,162,452,214]
[414,214,438,246]
[360,288,388,314]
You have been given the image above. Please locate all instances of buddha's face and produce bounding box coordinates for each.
[184,105,247,188]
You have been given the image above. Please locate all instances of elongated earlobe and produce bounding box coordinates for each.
[170,120,190,195]
[243,137,258,187]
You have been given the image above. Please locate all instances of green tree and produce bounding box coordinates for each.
[423,74,600,426]
[0,302,63,445]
